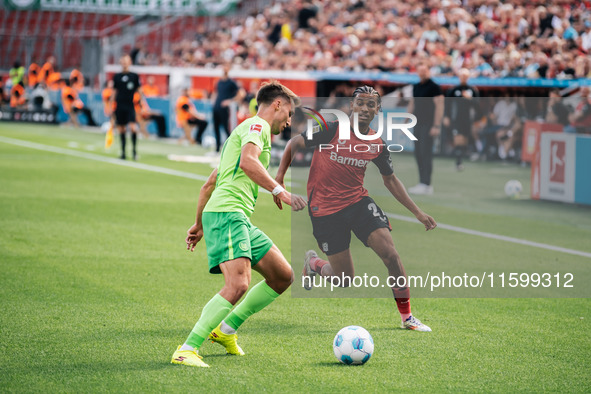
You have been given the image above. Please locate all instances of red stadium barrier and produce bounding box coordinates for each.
[522,121,563,163]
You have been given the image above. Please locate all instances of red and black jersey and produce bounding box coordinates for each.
[303,121,394,217]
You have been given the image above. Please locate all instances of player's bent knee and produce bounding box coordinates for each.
[230,277,250,294]
[380,248,400,265]
[223,281,249,303]
[268,268,293,294]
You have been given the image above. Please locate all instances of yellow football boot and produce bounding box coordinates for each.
[171,346,210,367]
[208,324,245,356]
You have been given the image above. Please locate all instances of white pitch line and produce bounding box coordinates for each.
[386,214,591,259]
[2,135,590,259]
[0,135,209,182]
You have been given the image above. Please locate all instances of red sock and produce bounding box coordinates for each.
[392,287,412,321]
[310,256,329,274]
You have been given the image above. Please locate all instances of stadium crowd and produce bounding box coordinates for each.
[145,0,591,79]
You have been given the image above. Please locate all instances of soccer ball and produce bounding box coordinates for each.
[202,135,216,150]
[504,180,523,198]
[101,121,111,133]
[333,326,374,365]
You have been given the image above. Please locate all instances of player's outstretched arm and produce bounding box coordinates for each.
[275,134,305,185]
[186,168,218,251]
[274,135,306,210]
[382,173,437,231]
[240,142,306,211]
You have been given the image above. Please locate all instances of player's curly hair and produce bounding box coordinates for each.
[352,85,381,108]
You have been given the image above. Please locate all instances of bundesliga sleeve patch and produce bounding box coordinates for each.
[249,124,263,134]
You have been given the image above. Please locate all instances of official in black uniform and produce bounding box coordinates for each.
[212,65,242,152]
[112,54,142,160]
[407,64,444,195]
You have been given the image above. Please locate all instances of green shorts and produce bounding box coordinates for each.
[202,211,273,274]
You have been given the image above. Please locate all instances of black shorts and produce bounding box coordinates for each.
[115,106,136,126]
[310,196,391,256]
[188,118,208,127]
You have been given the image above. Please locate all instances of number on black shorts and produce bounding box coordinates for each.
[368,202,388,223]
[368,203,380,217]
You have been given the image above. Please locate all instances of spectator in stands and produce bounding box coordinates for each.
[28,63,40,88]
[142,76,160,97]
[407,64,444,195]
[579,21,591,53]
[176,88,208,145]
[10,82,26,109]
[133,92,167,138]
[9,62,25,86]
[212,64,244,152]
[30,82,57,114]
[130,43,147,66]
[151,0,590,79]
[61,79,97,127]
[444,68,480,171]
[298,0,317,30]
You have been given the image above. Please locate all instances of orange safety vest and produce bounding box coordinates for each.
[143,84,160,97]
[47,72,61,91]
[10,84,26,107]
[189,88,206,100]
[133,92,150,118]
[61,86,83,114]
[28,63,40,87]
[176,95,195,125]
[70,69,84,91]
[102,87,116,114]
[40,62,54,83]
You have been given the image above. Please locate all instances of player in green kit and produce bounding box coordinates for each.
[172,81,306,368]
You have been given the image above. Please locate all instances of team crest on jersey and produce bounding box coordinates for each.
[249,124,263,134]
[369,144,379,154]
[239,241,249,251]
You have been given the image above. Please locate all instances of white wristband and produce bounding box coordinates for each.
[272,185,286,196]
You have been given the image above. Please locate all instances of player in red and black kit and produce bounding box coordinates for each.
[275,86,437,331]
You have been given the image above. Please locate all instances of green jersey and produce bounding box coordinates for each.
[204,116,272,217]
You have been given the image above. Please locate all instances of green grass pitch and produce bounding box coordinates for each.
[0,124,589,392]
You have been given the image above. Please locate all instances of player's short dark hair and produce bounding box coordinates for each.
[352,85,381,108]
[256,80,301,107]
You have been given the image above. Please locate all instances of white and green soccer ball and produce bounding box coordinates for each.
[504,180,523,198]
[333,326,374,365]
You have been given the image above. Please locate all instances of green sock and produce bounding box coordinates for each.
[225,281,279,331]
[185,293,233,349]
